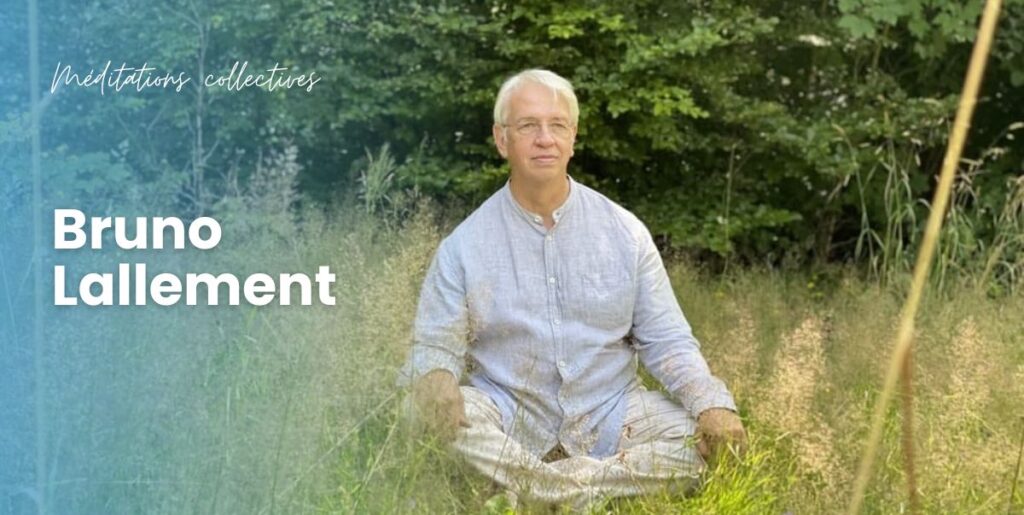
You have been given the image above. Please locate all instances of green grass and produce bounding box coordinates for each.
[35,205,1024,514]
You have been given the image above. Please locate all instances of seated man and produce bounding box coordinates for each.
[400,69,745,508]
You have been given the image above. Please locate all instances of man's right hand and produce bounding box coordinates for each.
[410,369,470,442]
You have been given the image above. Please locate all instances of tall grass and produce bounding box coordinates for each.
[31,199,1023,513]
[358,144,398,216]
[22,140,1023,512]
[852,123,1024,296]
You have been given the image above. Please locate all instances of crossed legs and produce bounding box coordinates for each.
[450,386,704,508]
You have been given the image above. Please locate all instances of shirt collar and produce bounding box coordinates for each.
[504,175,577,228]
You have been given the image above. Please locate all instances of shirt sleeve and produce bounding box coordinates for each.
[396,238,470,387]
[630,225,737,416]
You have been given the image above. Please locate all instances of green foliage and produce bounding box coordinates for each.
[213,143,302,242]
[358,144,397,215]
[263,0,1024,269]
[20,0,1024,281]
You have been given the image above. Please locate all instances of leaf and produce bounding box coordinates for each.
[548,23,583,40]
[838,14,876,39]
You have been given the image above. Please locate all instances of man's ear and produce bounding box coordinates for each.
[493,124,508,158]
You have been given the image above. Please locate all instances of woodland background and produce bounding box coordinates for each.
[3,1,1024,513]
[4,0,1023,285]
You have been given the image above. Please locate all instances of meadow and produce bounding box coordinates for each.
[33,201,1023,514]
[10,2,1024,512]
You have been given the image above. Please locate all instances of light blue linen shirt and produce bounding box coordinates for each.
[401,177,736,459]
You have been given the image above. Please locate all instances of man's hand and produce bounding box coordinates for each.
[410,369,470,442]
[695,408,747,464]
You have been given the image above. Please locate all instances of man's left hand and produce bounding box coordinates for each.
[695,408,747,463]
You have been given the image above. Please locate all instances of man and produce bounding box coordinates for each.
[400,69,745,507]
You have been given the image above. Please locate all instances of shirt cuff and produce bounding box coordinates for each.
[396,344,464,388]
[674,375,738,417]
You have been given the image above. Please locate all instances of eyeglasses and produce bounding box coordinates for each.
[504,120,574,139]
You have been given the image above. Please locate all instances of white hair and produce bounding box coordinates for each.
[493,69,579,126]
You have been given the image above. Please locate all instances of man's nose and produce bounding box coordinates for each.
[534,127,556,146]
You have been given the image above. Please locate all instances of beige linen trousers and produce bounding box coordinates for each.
[446,385,705,508]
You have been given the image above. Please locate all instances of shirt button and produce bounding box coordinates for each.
[553,318,561,325]
[533,216,542,223]
[548,276,556,284]
[546,235,553,241]
[558,360,567,369]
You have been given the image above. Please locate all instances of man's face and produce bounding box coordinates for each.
[493,82,577,184]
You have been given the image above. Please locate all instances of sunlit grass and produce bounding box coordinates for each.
[33,204,1024,513]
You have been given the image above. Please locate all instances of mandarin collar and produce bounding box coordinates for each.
[504,175,577,228]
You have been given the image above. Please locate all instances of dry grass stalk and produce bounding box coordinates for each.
[713,305,759,400]
[755,317,840,483]
[919,317,1016,510]
[847,0,1005,510]
[360,211,441,366]
[946,317,990,413]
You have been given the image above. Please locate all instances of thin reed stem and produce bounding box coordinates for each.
[846,1,1004,512]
